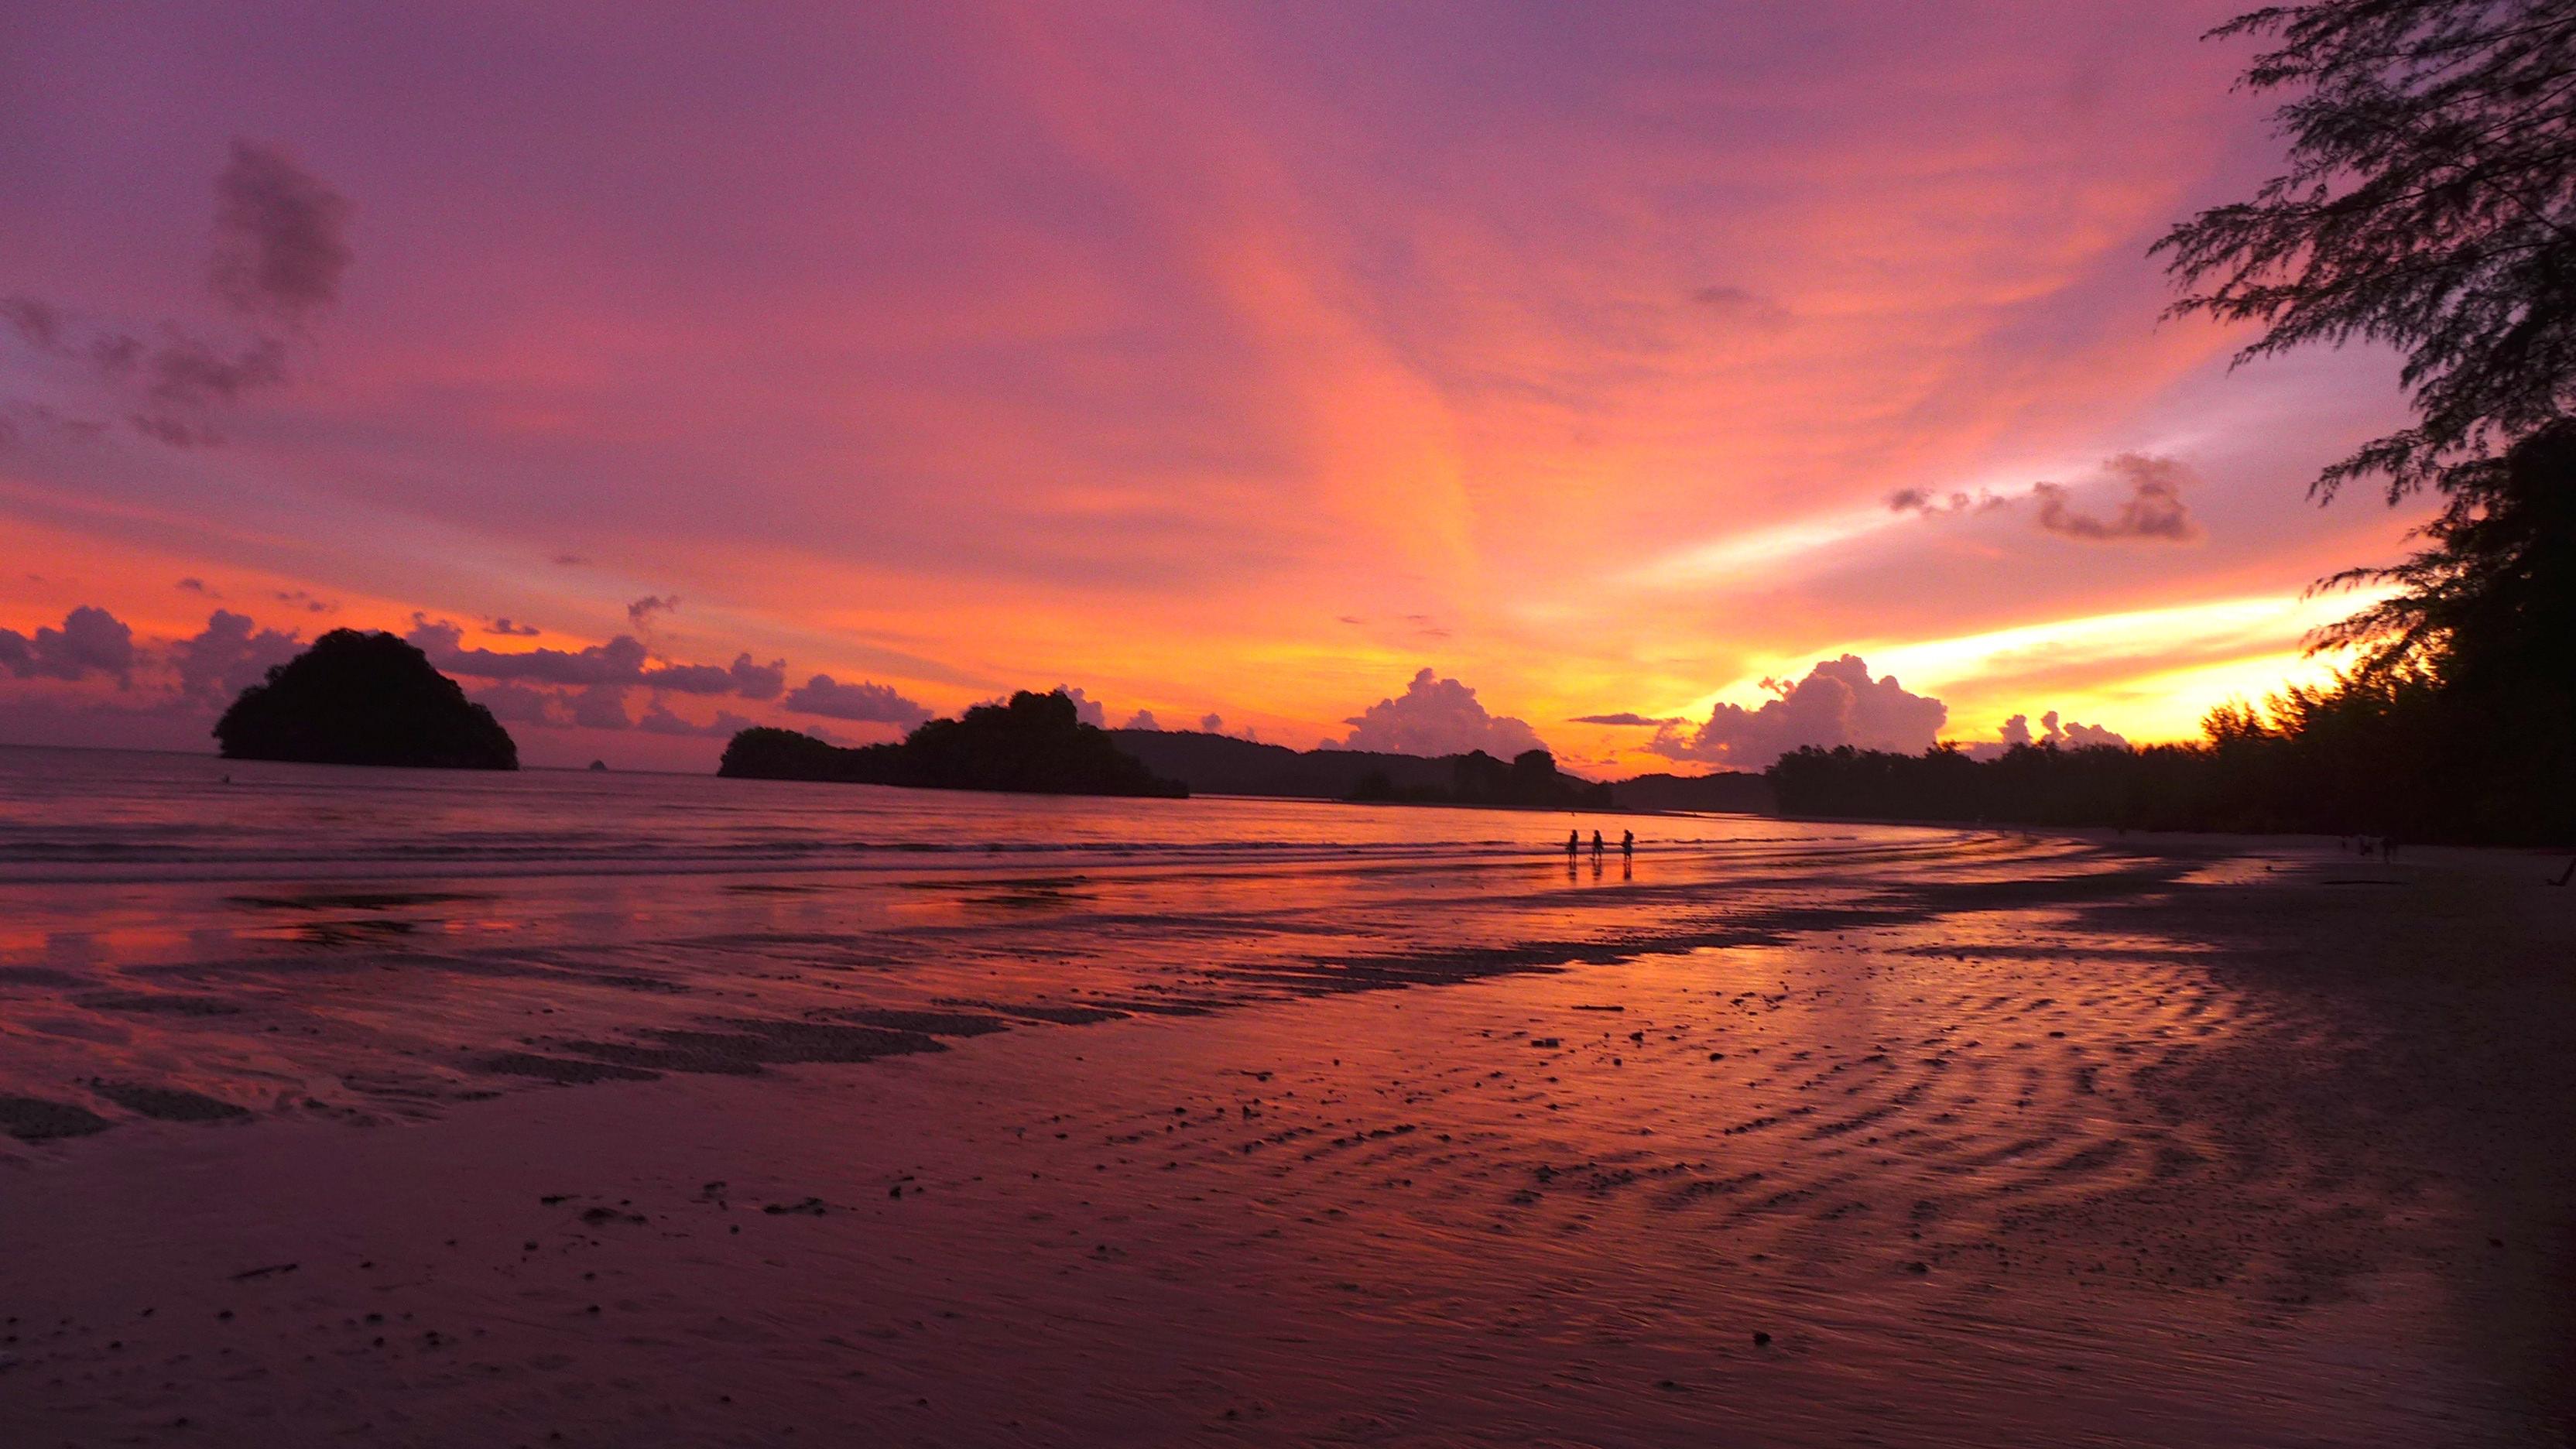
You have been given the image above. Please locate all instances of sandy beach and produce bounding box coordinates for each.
[0,754,2568,1446]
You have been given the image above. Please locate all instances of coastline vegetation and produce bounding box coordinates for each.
[721,689,1186,797]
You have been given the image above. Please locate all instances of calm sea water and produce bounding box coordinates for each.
[0,745,1817,883]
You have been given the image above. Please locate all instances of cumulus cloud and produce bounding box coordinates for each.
[209,140,352,326]
[1341,668,1547,758]
[1057,686,1107,728]
[2033,454,2201,543]
[406,617,782,703]
[782,673,932,726]
[570,683,632,731]
[1967,710,2132,759]
[470,683,560,725]
[1887,485,2009,517]
[170,610,300,702]
[408,618,649,686]
[722,653,785,701]
[638,701,756,738]
[1121,709,1161,731]
[1198,712,1225,733]
[0,605,137,684]
[487,618,540,637]
[1649,655,1945,769]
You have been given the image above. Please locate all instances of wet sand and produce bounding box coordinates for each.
[1,826,2569,1446]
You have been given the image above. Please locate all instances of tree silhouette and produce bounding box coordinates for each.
[2156,1,2576,509]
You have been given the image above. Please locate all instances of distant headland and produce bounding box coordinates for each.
[214,629,519,770]
[720,690,1185,797]
[716,694,1778,813]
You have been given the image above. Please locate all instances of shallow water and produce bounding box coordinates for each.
[0,747,2563,1445]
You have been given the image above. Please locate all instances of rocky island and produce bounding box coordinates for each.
[214,629,519,769]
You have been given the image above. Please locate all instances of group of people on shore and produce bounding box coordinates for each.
[1566,828,1632,860]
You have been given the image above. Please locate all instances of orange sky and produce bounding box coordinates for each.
[0,2,2432,772]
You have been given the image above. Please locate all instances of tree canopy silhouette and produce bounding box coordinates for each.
[2156,1,2576,511]
[215,629,518,769]
[721,689,1185,797]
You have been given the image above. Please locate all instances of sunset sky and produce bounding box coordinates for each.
[1,2,2428,773]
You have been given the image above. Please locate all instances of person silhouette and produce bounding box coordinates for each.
[1620,830,1634,857]
[1591,830,1605,858]
[1566,830,1580,858]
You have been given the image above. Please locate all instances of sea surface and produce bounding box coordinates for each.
[0,745,1810,883]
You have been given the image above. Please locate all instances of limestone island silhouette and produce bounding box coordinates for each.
[214,629,519,770]
[721,689,1186,797]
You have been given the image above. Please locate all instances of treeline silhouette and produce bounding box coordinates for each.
[1773,658,2570,843]
[721,689,1185,797]
[1347,748,1613,809]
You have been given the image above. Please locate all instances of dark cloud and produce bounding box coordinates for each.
[724,653,786,701]
[1,297,70,354]
[0,605,137,685]
[638,701,757,738]
[176,577,212,594]
[1057,686,1107,728]
[570,683,632,731]
[1649,655,1946,769]
[634,660,733,694]
[209,140,352,326]
[408,617,651,687]
[552,553,590,567]
[1570,711,1676,726]
[129,413,224,447]
[411,616,799,704]
[1690,285,1791,329]
[470,683,560,726]
[487,618,541,637]
[1341,668,1546,757]
[2,144,347,454]
[782,673,931,726]
[1199,712,1225,733]
[2033,454,2201,543]
[146,332,286,406]
[1888,485,2009,517]
[625,594,680,632]
[170,610,300,703]
[1122,708,1161,731]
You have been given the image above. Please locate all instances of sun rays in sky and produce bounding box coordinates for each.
[1,2,2427,771]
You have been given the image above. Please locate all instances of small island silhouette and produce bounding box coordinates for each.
[721,689,1185,797]
[214,629,519,770]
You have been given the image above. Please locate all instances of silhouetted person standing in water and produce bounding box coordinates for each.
[1621,830,1634,857]
[1591,830,1605,859]
[1566,830,1580,858]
